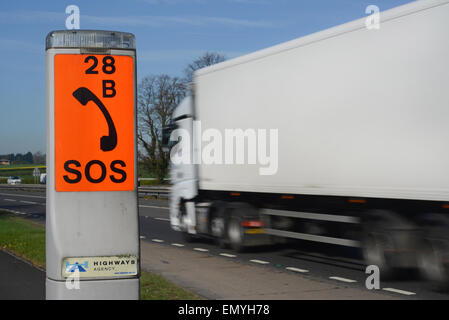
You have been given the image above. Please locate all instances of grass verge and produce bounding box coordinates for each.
[0,214,45,268]
[0,212,201,300]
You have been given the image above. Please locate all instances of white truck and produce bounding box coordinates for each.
[164,0,449,285]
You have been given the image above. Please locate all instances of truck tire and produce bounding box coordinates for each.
[362,231,394,279]
[180,202,196,243]
[210,205,228,249]
[361,210,414,279]
[227,215,245,252]
[417,239,448,289]
[417,214,449,290]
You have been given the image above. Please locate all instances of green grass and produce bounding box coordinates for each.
[0,212,200,300]
[0,214,45,268]
[140,271,201,300]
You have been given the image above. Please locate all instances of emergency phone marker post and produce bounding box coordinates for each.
[45,30,139,299]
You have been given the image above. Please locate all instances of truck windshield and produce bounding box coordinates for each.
[162,122,178,153]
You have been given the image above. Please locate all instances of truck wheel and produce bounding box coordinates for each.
[417,215,449,290]
[227,216,245,252]
[361,210,416,279]
[362,232,394,279]
[209,204,228,248]
[180,202,196,243]
[417,239,448,288]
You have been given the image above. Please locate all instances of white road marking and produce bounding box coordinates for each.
[139,236,146,239]
[286,267,309,273]
[0,208,25,215]
[329,276,357,283]
[151,239,164,243]
[219,253,236,258]
[250,259,270,265]
[154,217,170,222]
[382,288,416,296]
[171,243,185,247]
[139,205,169,210]
[193,248,209,252]
[4,199,16,202]
[20,201,37,204]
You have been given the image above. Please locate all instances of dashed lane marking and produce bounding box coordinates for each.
[220,253,237,258]
[382,288,416,296]
[151,239,164,243]
[194,248,209,252]
[20,201,37,204]
[329,276,357,283]
[171,243,185,247]
[139,205,169,210]
[154,217,170,222]
[286,267,309,273]
[250,259,270,265]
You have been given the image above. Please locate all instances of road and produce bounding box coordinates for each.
[1,188,448,300]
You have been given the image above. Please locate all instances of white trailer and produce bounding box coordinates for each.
[164,0,449,286]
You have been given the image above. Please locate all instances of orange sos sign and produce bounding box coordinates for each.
[54,54,135,192]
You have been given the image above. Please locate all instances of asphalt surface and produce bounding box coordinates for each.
[1,188,449,299]
[0,249,45,299]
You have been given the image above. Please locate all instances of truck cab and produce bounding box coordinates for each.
[163,96,198,235]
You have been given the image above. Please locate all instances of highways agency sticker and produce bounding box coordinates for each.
[62,255,138,278]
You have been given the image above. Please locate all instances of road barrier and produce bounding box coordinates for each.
[0,184,170,198]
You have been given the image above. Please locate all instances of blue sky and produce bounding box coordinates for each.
[0,0,413,154]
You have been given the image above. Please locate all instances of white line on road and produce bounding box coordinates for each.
[286,267,309,273]
[382,288,416,296]
[171,243,185,247]
[140,236,146,239]
[194,248,209,252]
[151,239,164,243]
[20,201,37,204]
[154,217,170,222]
[329,276,357,283]
[139,205,169,210]
[0,208,26,215]
[4,199,16,202]
[219,253,236,258]
[250,259,270,265]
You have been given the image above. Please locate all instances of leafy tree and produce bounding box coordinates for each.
[137,75,186,183]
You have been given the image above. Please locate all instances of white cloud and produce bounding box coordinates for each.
[0,10,276,29]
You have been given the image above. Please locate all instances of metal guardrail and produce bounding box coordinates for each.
[0,184,45,192]
[138,186,170,199]
[0,184,170,198]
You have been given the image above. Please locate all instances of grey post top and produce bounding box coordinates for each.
[46,30,136,50]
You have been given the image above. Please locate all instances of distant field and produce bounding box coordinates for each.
[0,164,46,170]
[0,164,46,184]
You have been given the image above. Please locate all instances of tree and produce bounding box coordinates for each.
[138,75,186,183]
[184,52,226,84]
[33,151,46,165]
[23,152,33,164]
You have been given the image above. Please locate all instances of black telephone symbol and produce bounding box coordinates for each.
[72,87,118,152]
